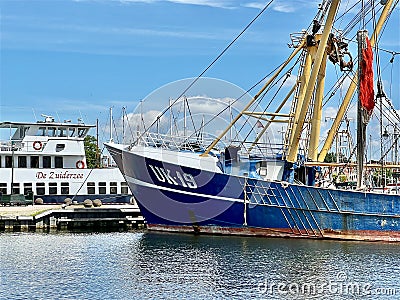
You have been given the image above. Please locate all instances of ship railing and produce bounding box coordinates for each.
[234,140,283,158]
[0,140,23,152]
[135,131,222,153]
[134,131,284,157]
[0,140,46,152]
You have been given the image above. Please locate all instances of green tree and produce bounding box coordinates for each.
[324,152,337,163]
[84,135,99,168]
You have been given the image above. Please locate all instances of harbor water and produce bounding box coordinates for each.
[1,231,399,299]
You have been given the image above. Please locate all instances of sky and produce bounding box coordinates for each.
[1,0,399,158]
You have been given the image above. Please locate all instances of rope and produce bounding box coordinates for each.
[132,0,276,146]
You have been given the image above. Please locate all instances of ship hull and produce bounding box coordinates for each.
[109,145,400,242]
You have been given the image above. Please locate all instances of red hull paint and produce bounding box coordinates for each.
[147,224,400,242]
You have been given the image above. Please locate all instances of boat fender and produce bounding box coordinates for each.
[76,160,85,169]
[281,181,289,189]
[33,141,42,150]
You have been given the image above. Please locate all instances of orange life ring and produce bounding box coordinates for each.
[76,160,85,169]
[33,141,42,150]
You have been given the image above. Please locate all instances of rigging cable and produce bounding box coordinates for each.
[132,0,276,145]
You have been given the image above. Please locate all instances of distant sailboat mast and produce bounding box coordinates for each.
[109,107,113,143]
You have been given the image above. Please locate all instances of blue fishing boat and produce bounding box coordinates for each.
[106,0,400,241]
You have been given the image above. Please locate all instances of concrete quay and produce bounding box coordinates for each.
[0,204,145,232]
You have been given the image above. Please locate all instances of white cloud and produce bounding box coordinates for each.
[272,3,296,13]
[167,0,234,8]
[282,74,297,88]
[73,0,236,8]
[242,2,265,10]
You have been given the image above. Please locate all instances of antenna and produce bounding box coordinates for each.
[32,108,37,121]
[41,114,54,122]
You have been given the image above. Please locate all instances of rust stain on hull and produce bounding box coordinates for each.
[147,224,400,242]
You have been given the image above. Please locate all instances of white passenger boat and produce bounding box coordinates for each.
[0,115,133,204]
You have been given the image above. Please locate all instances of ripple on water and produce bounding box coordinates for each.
[0,232,399,300]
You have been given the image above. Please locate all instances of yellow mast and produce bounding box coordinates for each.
[200,40,305,157]
[286,0,340,163]
[308,51,327,161]
[317,0,395,162]
[289,47,314,146]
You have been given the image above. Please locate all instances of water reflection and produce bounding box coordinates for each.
[0,232,399,299]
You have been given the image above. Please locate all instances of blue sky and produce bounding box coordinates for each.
[1,0,399,154]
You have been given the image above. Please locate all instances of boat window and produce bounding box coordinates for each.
[87,182,95,194]
[69,128,76,137]
[18,156,27,168]
[121,182,129,195]
[19,126,29,139]
[99,182,106,194]
[31,156,39,168]
[77,128,87,138]
[12,183,20,194]
[24,183,33,195]
[43,156,51,168]
[0,183,7,194]
[36,182,45,195]
[59,128,67,137]
[61,182,69,195]
[5,156,12,168]
[258,167,267,177]
[49,182,57,195]
[56,144,65,152]
[110,182,117,194]
[48,127,57,137]
[36,127,46,136]
[55,156,63,168]
[24,127,29,137]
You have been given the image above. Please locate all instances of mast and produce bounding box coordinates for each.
[122,106,126,144]
[286,0,340,163]
[357,30,369,189]
[308,52,327,161]
[289,47,313,147]
[183,96,187,139]
[169,98,173,138]
[229,99,232,142]
[96,118,100,168]
[109,107,113,143]
[318,0,395,162]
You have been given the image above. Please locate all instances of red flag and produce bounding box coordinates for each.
[359,36,374,114]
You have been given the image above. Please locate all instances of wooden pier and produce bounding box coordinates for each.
[0,204,145,232]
